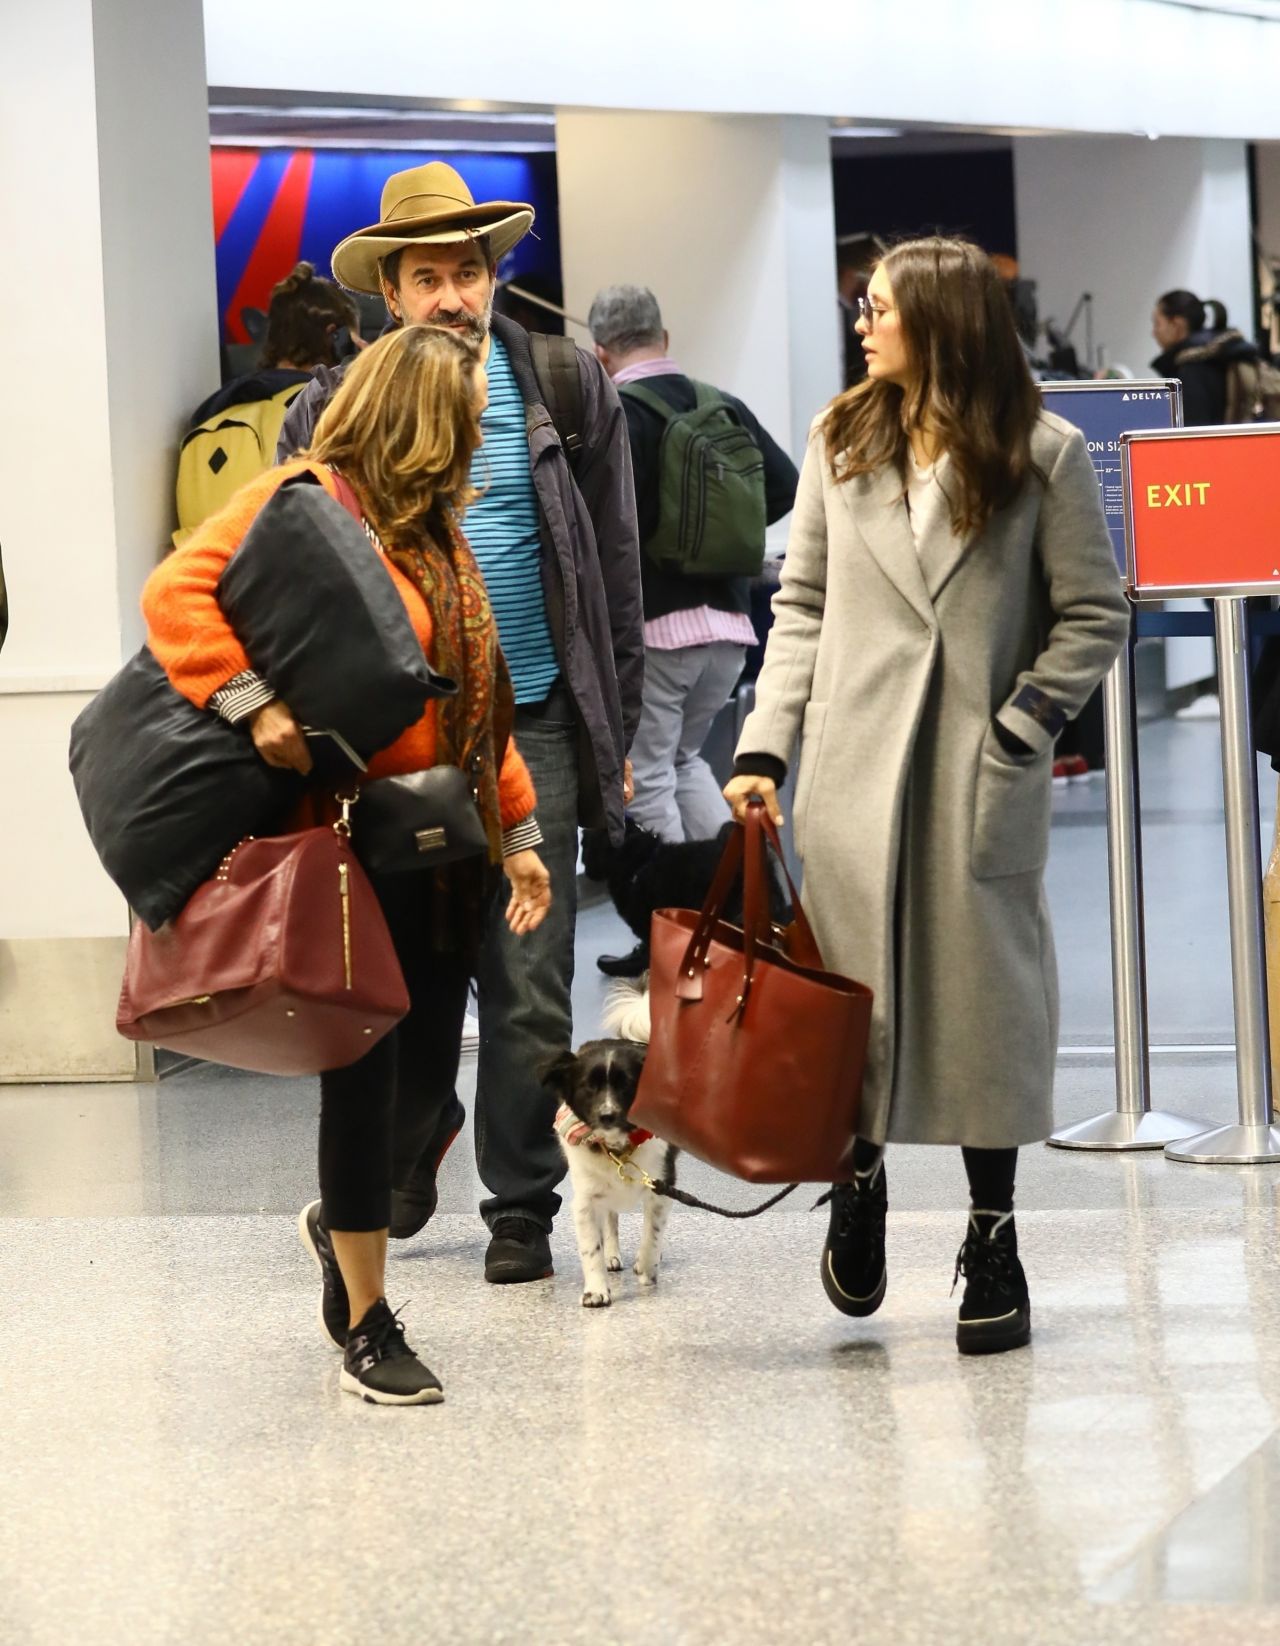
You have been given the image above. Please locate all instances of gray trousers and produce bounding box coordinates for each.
[628,641,746,844]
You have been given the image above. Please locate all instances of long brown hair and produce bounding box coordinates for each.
[303,325,482,547]
[823,237,1043,535]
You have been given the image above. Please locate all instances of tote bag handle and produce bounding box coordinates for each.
[675,799,822,1004]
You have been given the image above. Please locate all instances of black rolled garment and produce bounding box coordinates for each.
[217,475,456,757]
[70,475,457,929]
[69,646,303,929]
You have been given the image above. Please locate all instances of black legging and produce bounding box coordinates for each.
[853,1137,1017,1213]
[318,871,471,1231]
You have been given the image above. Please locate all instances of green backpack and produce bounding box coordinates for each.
[622,381,767,579]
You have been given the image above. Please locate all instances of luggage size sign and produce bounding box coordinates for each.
[1040,380,1181,573]
[1123,426,1280,598]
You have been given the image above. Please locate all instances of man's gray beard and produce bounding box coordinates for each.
[434,290,493,344]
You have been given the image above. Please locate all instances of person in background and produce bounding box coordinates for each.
[587,283,798,976]
[1151,288,1259,425]
[144,326,551,1405]
[175,263,359,543]
[726,238,1129,1356]
[837,233,886,390]
[278,163,643,1286]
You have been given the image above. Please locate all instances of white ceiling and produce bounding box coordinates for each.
[203,0,1280,142]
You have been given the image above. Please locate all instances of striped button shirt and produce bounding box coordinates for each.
[467,334,560,704]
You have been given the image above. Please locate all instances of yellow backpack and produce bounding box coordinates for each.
[173,382,307,545]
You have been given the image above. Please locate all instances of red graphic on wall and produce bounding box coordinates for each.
[221,153,313,345]
[211,150,258,241]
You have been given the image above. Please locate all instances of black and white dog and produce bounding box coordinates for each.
[542,1039,678,1308]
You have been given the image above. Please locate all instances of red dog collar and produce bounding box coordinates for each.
[554,1103,653,1152]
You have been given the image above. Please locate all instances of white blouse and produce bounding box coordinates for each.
[904,450,962,566]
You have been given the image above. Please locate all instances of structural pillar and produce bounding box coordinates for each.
[556,112,841,463]
[1015,135,1253,698]
[0,0,220,1079]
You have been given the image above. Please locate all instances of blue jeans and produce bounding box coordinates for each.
[474,683,580,1231]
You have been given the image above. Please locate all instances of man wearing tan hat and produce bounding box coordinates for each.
[280,163,643,1286]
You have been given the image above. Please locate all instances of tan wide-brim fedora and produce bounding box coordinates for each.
[330,161,534,295]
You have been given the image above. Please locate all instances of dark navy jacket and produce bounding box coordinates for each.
[1152,327,1259,426]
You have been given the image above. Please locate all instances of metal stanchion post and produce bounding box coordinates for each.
[1049,638,1209,1150]
[1166,597,1280,1163]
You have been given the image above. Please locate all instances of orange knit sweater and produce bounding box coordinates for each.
[141,460,537,830]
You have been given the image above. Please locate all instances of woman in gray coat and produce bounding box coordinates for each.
[724,238,1129,1356]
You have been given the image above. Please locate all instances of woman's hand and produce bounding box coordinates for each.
[504,849,552,935]
[723,774,785,828]
[249,700,313,774]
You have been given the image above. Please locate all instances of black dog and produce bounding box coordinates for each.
[583,818,792,974]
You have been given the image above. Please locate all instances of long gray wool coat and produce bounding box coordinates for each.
[737,412,1130,1148]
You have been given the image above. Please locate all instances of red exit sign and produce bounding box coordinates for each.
[1123,426,1280,597]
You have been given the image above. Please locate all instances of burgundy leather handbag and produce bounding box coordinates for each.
[116,810,409,1075]
[632,799,873,1183]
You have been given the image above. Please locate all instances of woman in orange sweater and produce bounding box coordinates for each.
[143,326,550,1406]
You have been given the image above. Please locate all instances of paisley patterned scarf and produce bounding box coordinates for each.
[328,469,514,865]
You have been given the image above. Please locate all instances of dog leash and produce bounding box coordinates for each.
[603,1146,800,1219]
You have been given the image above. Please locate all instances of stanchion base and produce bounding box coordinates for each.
[1047,1110,1212,1151]
[1165,1124,1280,1165]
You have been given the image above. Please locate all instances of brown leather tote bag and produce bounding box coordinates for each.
[117,810,409,1076]
[632,800,872,1183]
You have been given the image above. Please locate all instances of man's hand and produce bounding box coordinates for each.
[504,849,552,935]
[250,700,313,774]
[623,758,635,807]
[722,774,784,828]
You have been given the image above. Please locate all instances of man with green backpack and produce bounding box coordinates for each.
[589,285,798,859]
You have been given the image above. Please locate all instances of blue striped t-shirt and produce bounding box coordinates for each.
[466,334,560,703]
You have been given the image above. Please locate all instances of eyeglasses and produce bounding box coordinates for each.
[857,296,894,331]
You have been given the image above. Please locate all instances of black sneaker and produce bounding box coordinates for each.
[484,1217,554,1284]
[340,1299,444,1406]
[818,1164,888,1317]
[596,940,651,979]
[297,1200,347,1351]
[390,1105,464,1241]
[953,1210,1031,1356]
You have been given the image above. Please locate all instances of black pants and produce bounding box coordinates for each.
[853,1137,1018,1212]
[318,872,471,1232]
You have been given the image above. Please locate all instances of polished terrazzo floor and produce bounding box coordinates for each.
[6,717,1280,1645]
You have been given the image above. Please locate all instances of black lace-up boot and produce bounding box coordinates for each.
[953,1209,1031,1356]
[819,1160,888,1317]
[340,1300,444,1406]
